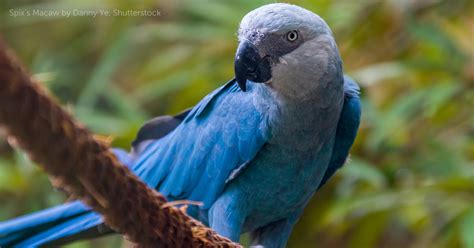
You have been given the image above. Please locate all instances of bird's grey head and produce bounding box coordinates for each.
[234,3,343,101]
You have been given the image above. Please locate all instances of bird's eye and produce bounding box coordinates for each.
[286,30,298,42]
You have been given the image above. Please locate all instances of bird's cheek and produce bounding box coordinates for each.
[268,62,299,93]
[271,62,291,82]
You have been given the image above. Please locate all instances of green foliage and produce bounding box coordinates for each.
[0,0,472,247]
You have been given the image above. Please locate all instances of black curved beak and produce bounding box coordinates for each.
[234,40,272,92]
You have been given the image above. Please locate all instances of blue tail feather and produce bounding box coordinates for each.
[0,201,91,247]
[15,212,103,247]
[0,148,132,247]
[0,201,88,236]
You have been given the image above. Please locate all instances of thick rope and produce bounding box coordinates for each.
[0,38,241,248]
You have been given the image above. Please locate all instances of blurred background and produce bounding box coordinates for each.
[0,0,473,247]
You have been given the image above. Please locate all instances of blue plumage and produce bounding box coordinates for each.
[132,80,270,207]
[0,3,361,247]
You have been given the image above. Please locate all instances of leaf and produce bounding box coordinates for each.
[408,21,465,62]
[340,158,387,189]
[77,30,131,110]
[461,207,474,248]
[352,62,407,87]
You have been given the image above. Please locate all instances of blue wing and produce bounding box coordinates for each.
[318,76,361,188]
[132,79,270,208]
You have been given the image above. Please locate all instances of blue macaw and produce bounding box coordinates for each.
[0,3,361,247]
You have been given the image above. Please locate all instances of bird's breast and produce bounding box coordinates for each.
[228,132,337,231]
